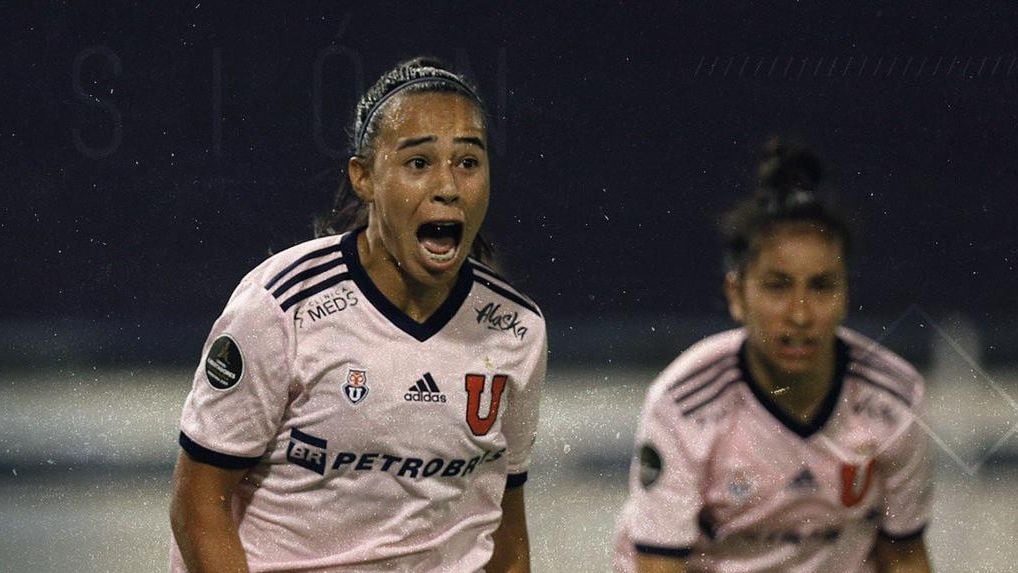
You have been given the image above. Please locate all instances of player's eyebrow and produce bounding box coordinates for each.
[809,270,844,282]
[396,135,486,151]
[396,136,436,150]
[454,136,486,150]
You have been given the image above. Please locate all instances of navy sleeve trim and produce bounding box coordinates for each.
[179,432,261,470]
[878,524,927,543]
[506,472,528,488]
[634,543,692,558]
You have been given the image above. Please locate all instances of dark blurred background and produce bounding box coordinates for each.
[4,2,1017,367]
[4,5,1018,571]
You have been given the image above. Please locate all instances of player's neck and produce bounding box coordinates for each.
[746,345,835,423]
[357,231,455,323]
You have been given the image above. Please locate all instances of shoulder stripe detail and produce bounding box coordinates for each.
[634,544,692,558]
[468,258,510,282]
[851,362,916,403]
[469,261,538,304]
[506,472,528,488]
[264,242,344,291]
[473,274,541,317]
[852,353,917,392]
[672,366,740,407]
[682,378,741,416]
[279,272,352,312]
[270,254,346,299]
[667,353,739,395]
[179,432,261,470]
[853,372,913,407]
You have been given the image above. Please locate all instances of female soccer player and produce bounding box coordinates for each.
[614,140,933,572]
[169,58,546,572]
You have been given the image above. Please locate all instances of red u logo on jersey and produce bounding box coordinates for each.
[465,374,508,436]
[840,460,875,507]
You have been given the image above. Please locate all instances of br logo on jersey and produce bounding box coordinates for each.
[205,334,244,391]
[840,460,875,507]
[464,374,508,436]
[343,368,370,405]
[287,428,328,475]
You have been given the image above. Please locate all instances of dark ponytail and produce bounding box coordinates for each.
[721,137,853,274]
[313,56,494,264]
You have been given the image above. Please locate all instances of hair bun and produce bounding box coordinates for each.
[756,137,824,208]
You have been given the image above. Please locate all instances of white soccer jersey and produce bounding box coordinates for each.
[614,328,932,573]
[171,229,547,572]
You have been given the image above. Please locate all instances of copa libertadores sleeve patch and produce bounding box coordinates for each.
[639,443,663,489]
[205,334,245,390]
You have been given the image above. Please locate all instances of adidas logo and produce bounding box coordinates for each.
[788,468,818,491]
[404,372,447,403]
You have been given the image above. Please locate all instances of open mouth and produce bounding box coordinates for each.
[416,221,463,263]
[777,334,817,357]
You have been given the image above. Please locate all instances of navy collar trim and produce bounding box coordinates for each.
[340,229,474,342]
[738,337,850,439]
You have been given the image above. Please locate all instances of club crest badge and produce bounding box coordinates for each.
[343,368,370,405]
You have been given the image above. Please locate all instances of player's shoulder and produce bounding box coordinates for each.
[839,326,925,406]
[467,257,544,322]
[238,233,350,313]
[646,328,745,413]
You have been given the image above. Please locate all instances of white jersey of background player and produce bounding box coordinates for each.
[614,328,931,572]
[614,140,933,572]
[169,58,546,572]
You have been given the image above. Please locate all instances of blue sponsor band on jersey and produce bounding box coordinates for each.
[286,427,509,481]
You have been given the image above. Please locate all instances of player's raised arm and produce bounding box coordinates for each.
[169,451,250,573]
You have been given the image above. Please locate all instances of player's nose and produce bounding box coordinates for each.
[787,296,814,326]
[432,161,460,205]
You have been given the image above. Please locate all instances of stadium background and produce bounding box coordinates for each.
[3,3,1016,571]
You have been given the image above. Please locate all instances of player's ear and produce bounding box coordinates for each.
[724,271,745,323]
[348,156,374,203]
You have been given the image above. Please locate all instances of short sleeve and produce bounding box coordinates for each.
[178,278,294,468]
[877,386,934,539]
[625,391,705,556]
[501,322,547,487]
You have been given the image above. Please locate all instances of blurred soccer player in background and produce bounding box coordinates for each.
[614,139,933,572]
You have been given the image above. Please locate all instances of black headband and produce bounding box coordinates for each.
[355,73,480,151]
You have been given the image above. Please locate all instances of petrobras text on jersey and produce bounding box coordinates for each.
[286,428,504,478]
